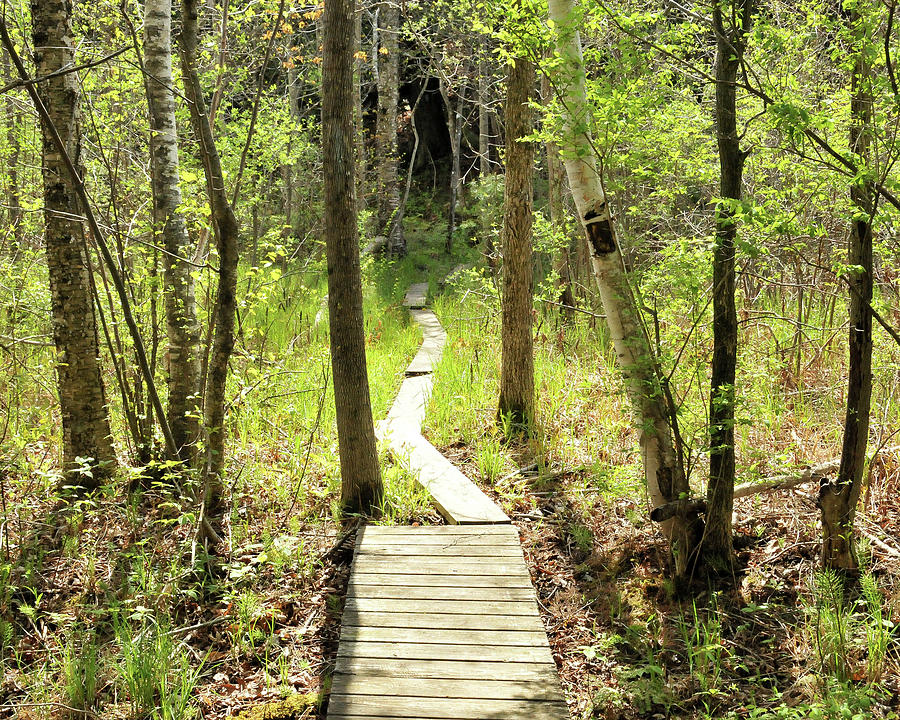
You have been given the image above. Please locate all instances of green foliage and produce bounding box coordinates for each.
[860,572,892,685]
[678,595,727,696]
[115,613,201,719]
[60,628,102,718]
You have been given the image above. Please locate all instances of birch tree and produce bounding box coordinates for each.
[547,0,700,581]
[31,0,116,485]
[144,0,202,463]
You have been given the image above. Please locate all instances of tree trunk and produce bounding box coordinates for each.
[178,0,240,515]
[375,0,403,254]
[705,1,751,575]
[3,54,22,256]
[542,65,574,319]
[547,0,699,581]
[144,0,202,463]
[498,52,535,431]
[354,3,366,213]
[31,0,116,485]
[478,55,491,176]
[443,81,465,255]
[820,7,874,573]
[323,0,384,515]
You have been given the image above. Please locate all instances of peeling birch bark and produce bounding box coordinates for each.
[547,0,698,579]
[31,0,116,483]
[144,0,202,462]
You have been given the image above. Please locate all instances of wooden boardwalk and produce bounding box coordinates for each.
[376,286,508,524]
[329,525,568,719]
[328,283,567,718]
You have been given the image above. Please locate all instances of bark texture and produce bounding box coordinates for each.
[354,4,366,213]
[441,76,466,255]
[3,54,22,254]
[323,0,384,515]
[478,56,491,176]
[706,1,751,574]
[178,0,240,511]
[498,54,535,430]
[547,0,698,580]
[32,0,116,483]
[144,0,202,462]
[820,7,874,572]
[375,0,403,254]
[542,66,574,317]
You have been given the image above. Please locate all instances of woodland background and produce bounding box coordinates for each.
[0,0,899,718]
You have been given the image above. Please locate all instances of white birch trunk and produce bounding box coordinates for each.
[144,0,202,462]
[547,0,697,577]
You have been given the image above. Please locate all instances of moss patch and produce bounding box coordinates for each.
[234,693,320,720]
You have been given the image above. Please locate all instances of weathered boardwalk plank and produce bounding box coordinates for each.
[328,525,568,719]
[327,284,567,719]
[403,282,429,309]
[334,657,558,682]
[328,695,570,720]
[377,291,509,525]
[382,432,509,524]
[405,310,446,375]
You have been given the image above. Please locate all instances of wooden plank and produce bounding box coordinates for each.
[337,626,549,647]
[357,544,523,557]
[403,282,428,308]
[347,584,535,601]
[356,556,523,568]
[340,611,545,632]
[329,675,563,702]
[349,573,533,588]
[351,560,529,576]
[405,310,446,375]
[327,695,569,720]
[343,598,538,616]
[361,525,515,535]
[335,641,554,664]
[378,375,433,437]
[333,657,558,682]
[384,434,510,524]
[358,534,521,548]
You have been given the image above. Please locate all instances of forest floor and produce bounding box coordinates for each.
[2,210,900,720]
[444,441,900,720]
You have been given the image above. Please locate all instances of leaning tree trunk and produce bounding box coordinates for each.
[31,0,116,485]
[144,0,202,463]
[820,7,874,573]
[323,0,384,515]
[498,52,535,431]
[178,0,240,517]
[547,0,699,581]
[375,0,403,254]
[706,1,751,575]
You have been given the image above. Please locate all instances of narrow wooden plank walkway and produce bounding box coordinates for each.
[329,525,568,719]
[376,284,508,524]
[327,282,568,719]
